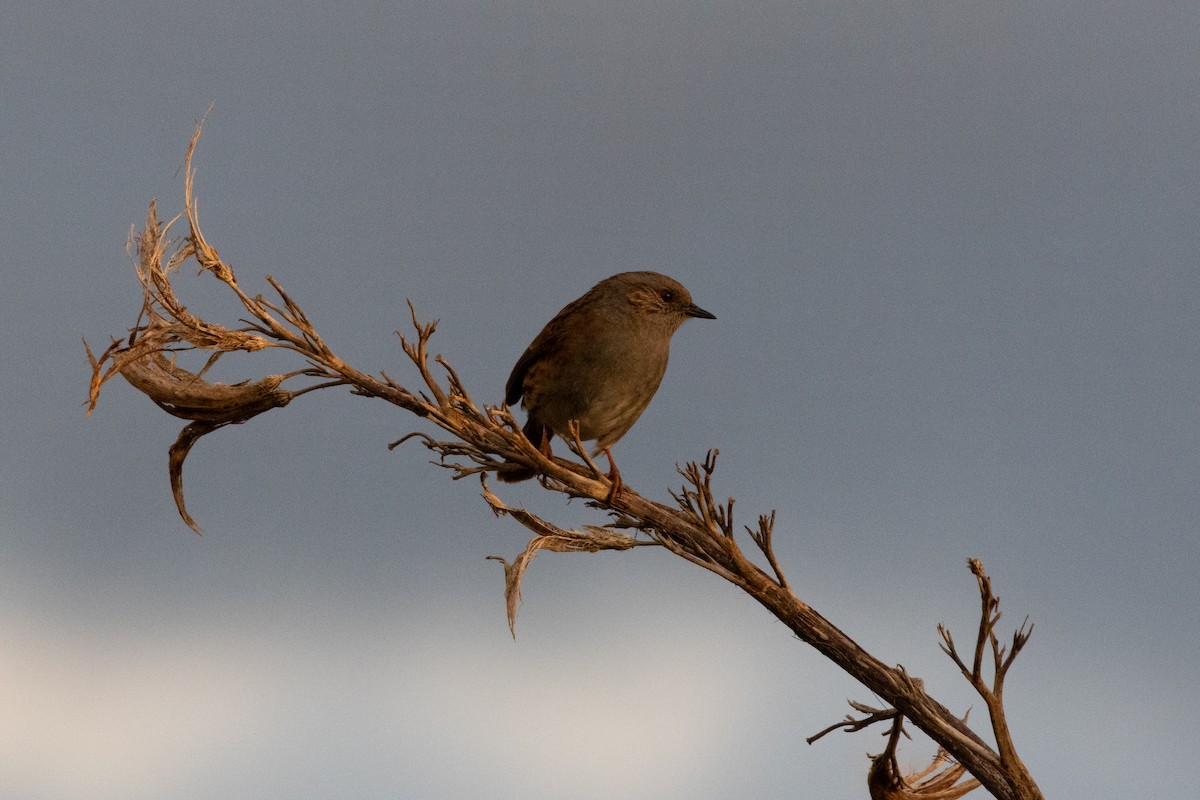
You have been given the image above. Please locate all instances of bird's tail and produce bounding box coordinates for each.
[495,464,536,483]
[496,420,551,483]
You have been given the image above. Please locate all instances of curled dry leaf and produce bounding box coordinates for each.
[120,352,292,423]
[868,748,981,800]
[129,353,296,533]
[482,479,643,636]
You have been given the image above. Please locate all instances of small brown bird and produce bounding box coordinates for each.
[501,271,714,496]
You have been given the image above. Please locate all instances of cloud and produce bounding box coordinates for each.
[0,614,275,800]
[388,627,752,798]
[0,583,781,800]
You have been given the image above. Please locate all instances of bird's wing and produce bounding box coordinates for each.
[504,347,533,405]
[505,327,555,405]
[504,293,595,406]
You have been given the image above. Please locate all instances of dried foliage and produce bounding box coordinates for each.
[808,706,982,800]
[87,121,1044,800]
[868,741,981,800]
[479,483,650,636]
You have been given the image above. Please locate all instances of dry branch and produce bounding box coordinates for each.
[86,122,1044,800]
[936,559,1036,793]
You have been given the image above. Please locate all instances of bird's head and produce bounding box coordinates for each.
[615,271,716,327]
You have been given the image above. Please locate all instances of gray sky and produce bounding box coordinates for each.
[3,2,1198,797]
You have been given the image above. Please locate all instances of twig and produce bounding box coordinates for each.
[937,559,1037,797]
[807,701,898,745]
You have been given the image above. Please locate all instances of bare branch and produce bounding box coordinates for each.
[86,123,1044,800]
[936,559,1038,798]
[807,701,898,745]
[746,510,789,590]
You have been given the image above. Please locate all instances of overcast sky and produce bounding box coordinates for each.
[3,2,1198,798]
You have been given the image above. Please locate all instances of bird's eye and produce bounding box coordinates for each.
[660,289,676,303]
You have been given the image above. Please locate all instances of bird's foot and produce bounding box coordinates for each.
[604,448,623,503]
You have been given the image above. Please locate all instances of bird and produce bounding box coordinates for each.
[500,271,714,498]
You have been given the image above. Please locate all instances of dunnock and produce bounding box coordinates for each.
[501,271,714,496]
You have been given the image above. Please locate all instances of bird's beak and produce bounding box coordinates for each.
[687,304,716,320]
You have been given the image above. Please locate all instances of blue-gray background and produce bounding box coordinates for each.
[3,3,1197,798]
